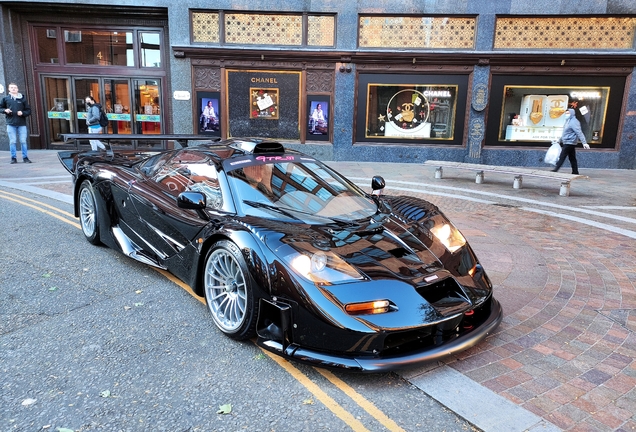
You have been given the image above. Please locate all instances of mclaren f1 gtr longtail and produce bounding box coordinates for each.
[58,134,502,372]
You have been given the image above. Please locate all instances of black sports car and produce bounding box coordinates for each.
[58,134,502,372]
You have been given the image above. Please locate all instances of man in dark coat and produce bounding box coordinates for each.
[0,83,32,163]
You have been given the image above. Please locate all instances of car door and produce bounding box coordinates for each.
[128,149,215,260]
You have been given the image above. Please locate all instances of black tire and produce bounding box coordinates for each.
[203,240,258,340]
[78,180,101,245]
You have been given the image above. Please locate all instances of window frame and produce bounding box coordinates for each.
[31,24,165,70]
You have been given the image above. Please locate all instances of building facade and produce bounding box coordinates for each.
[1,1,636,168]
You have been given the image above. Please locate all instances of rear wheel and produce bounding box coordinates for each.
[204,240,257,340]
[78,180,101,245]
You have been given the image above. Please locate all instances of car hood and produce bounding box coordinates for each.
[244,212,445,285]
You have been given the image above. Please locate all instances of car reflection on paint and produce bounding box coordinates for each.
[58,135,502,372]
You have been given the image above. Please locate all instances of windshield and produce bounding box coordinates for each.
[226,157,377,223]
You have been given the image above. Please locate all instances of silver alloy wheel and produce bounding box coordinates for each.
[79,185,96,238]
[204,247,248,333]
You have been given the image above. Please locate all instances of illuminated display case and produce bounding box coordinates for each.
[487,75,625,149]
[356,73,468,145]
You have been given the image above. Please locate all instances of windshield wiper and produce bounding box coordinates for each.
[243,200,302,221]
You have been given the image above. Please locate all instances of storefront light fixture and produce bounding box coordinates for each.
[339,56,352,73]
[339,63,352,73]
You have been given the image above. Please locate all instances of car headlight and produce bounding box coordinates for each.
[429,218,466,253]
[283,250,364,285]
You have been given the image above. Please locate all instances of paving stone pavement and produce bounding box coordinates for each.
[2,150,635,432]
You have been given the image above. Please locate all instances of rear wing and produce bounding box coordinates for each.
[58,134,220,151]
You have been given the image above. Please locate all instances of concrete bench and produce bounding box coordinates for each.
[423,160,589,196]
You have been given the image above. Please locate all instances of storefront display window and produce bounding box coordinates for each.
[486,75,626,149]
[499,85,610,144]
[225,70,301,140]
[356,74,468,145]
[197,91,221,137]
[306,96,330,141]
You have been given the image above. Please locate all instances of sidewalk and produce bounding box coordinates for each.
[2,150,636,432]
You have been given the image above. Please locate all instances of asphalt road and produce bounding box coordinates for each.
[0,190,478,431]
[4,150,636,432]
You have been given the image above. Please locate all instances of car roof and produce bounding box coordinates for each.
[192,138,303,162]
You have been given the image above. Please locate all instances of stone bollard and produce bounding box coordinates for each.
[560,182,570,196]
[513,175,523,189]
[475,171,484,184]
[435,167,443,179]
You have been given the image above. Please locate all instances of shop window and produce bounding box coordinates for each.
[140,32,161,68]
[356,73,468,145]
[499,86,610,144]
[225,70,301,140]
[35,27,59,64]
[486,75,626,149]
[64,29,133,66]
[196,91,221,137]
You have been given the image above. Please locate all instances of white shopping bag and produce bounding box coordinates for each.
[544,140,561,166]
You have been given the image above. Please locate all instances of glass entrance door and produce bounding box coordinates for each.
[105,78,132,135]
[44,77,73,147]
[42,75,163,149]
[73,77,100,138]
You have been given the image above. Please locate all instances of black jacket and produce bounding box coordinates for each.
[0,93,31,127]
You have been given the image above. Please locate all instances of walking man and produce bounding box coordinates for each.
[1,83,32,164]
[552,108,590,174]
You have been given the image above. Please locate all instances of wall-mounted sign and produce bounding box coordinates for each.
[173,91,191,101]
[136,114,161,122]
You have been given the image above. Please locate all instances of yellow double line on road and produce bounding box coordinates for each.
[0,188,406,432]
[0,190,79,229]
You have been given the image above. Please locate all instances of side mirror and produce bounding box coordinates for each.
[371,176,385,196]
[177,191,206,209]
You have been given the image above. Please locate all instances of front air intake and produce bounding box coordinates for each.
[416,277,471,317]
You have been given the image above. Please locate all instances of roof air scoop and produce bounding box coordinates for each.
[232,140,285,154]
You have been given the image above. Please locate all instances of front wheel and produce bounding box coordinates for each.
[78,180,101,245]
[204,240,258,340]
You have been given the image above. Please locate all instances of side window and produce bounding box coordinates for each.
[138,151,174,177]
[186,164,223,210]
[153,162,191,197]
[151,150,223,209]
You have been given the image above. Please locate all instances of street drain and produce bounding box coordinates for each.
[492,203,519,208]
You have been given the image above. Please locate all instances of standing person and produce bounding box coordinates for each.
[85,96,106,151]
[552,108,590,174]
[1,83,32,164]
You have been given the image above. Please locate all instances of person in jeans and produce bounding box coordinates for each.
[85,96,106,151]
[552,108,590,174]
[0,83,32,164]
